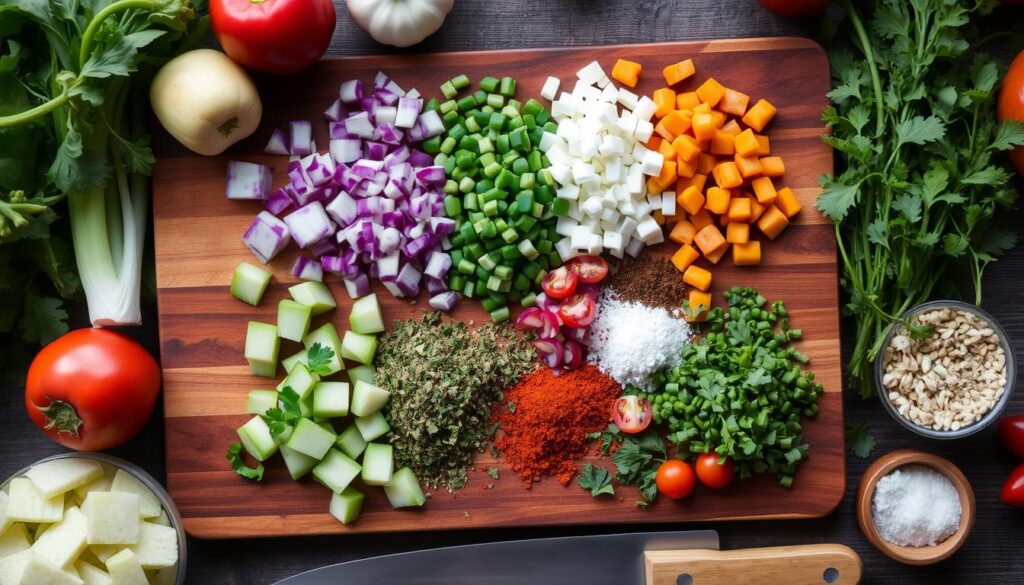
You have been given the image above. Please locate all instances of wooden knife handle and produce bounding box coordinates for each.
[645,544,862,585]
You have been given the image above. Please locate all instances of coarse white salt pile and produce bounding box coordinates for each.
[872,464,962,547]
[586,291,692,390]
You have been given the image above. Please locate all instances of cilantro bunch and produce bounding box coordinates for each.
[818,0,1024,397]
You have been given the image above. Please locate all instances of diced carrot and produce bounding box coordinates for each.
[727,197,752,222]
[684,290,713,322]
[704,186,731,214]
[760,156,785,177]
[653,88,677,118]
[720,119,742,135]
[689,208,714,230]
[692,112,716,140]
[676,173,708,195]
[669,219,697,245]
[671,134,701,162]
[757,206,789,240]
[704,242,729,264]
[645,134,663,152]
[676,155,698,179]
[733,241,762,266]
[710,110,727,128]
[683,265,713,291]
[734,129,760,157]
[657,160,678,186]
[695,137,712,152]
[659,110,692,138]
[742,99,777,131]
[726,221,749,244]
[748,196,767,222]
[694,224,727,256]
[751,176,777,205]
[734,154,763,179]
[678,185,705,215]
[647,176,667,194]
[658,137,677,162]
[611,59,643,88]
[717,88,750,117]
[696,153,717,175]
[663,59,696,85]
[719,210,731,226]
[653,210,666,225]
[671,244,701,272]
[692,102,712,115]
[710,131,735,156]
[775,187,802,218]
[755,134,771,155]
[695,78,726,106]
[712,161,743,189]
[676,91,701,110]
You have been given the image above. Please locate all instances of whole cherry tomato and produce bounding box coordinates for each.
[1001,463,1024,508]
[998,415,1024,460]
[998,50,1024,176]
[26,329,161,452]
[656,459,695,500]
[756,0,833,17]
[211,0,336,74]
[695,453,736,488]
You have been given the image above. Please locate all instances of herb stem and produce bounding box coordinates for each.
[0,91,72,128]
[79,0,165,68]
[842,0,884,139]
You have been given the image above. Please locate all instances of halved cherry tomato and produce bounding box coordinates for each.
[612,395,652,434]
[566,255,609,284]
[541,266,579,300]
[1002,463,1024,508]
[656,459,695,500]
[695,453,736,488]
[558,294,596,328]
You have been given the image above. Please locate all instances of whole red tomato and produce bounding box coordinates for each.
[998,50,1024,176]
[694,453,736,488]
[756,0,833,17]
[998,415,1024,460]
[1001,463,1024,508]
[211,0,336,74]
[656,459,695,500]
[26,329,161,452]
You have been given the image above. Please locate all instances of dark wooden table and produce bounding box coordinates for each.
[4,1,1024,583]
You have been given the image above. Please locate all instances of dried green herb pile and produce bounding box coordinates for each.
[377,311,535,491]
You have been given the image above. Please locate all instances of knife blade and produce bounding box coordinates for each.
[273,530,720,585]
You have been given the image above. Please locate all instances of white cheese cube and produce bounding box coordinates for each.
[550,97,574,120]
[576,60,605,85]
[620,200,636,217]
[570,225,593,249]
[74,562,113,585]
[555,216,579,237]
[554,237,577,261]
[635,217,665,245]
[565,135,582,157]
[571,162,597,185]
[601,189,617,207]
[81,492,140,545]
[595,103,618,127]
[72,466,116,506]
[132,523,177,570]
[600,207,620,224]
[0,524,29,561]
[647,193,663,210]
[32,506,88,569]
[597,74,611,88]
[603,231,625,255]
[635,119,655,142]
[599,84,619,103]
[662,193,677,216]
[109,471,160,519]
[26,460,104,500]
[579,134,600,160]
[586,233,604,255]
[6,479,63,524]
[611,184,628,202]
[555,184,580,201]
[545,144,568,166]
[572,78,594,96]
[590,158,606,175]
[555,118,579,140]
[598,135,624,157]
[540,76,561,101]
[104,550,146,585]
[549,163,572,186]
[631,142,650,161]
[580,197,604,218]
[86,547,120,564]
[576,84,602,103]
[615,114,637,137]
[18,553,83,585]
[617,88,639,110]
[625,236,646,257]
[633,95,658,121]
[641,150,665,176]
[600,218,618,232]
[0,492,11,536]
[635,201,653,218]
[626,164,645,195]
[567,200,582,221]
[0,549,30,585]
[538,132,562,153]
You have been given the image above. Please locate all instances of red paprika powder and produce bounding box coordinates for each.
[494,364,621,487]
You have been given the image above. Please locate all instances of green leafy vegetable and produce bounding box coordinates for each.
[263,386,301,439]
[226,442,264,481]
[845,422,876,459]
[577,464,615,497]
[486,467,500,480]
[305,343,336,376]
[821,0,1024,397]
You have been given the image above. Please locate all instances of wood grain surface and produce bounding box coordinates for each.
[643,544,863,585]
[152,37,843,538]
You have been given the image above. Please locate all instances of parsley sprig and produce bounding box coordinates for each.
[226,443,264,481]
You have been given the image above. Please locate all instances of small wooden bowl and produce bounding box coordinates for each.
[857,450,975,565]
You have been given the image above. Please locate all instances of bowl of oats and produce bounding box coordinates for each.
[875,300,1015,439]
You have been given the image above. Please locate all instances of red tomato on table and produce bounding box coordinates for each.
[998,415,1024,460]
[695,453,736,488]
[756,0,833,17]
[656,459,695,500]
[1002,463,1024,508]
[25,329,161,452]
[211,0,336,74]
[998,51,1024,176]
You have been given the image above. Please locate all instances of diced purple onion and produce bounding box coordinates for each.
[533,338,564,369]
[226,161,273,200]
[563,340,584,370]
[408,150,433,167]
[284,202,333,249]
[330,138,361,164]
[424,276,448,295]
[423,252,451,280]
[394,263,421,296]
[243,211,290,263]
[291,257,323,281]
[418,110,445,138]
[289,121,313,156]
[414,166,445,186]
[365,141,389,161]
[264,129,289,155]
[378,124,404,145]
[339,79,363,104]
[377,253,399,281]
[323,99,345,122]
[429,291,458,311]
[309,237,337,258]
[345,112,375,138]
[395,97,423,129]
[265,188,293,215]
[343,272,370,298]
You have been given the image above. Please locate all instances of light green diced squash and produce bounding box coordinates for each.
[109,470,161,519]
[81,492,140,545]
[231,262,272,306]
[246,390,278,415]
[0,523,29,561]
[348,294,385,334]
[277,299,312,342]
[313,382,350,419]
[244,321,280,378]
[281,350,308,373]
[350,380,390,417]
[132,523,177,570]
[335,426,367,460]
[104,549,147,585]
[16,553,82,585]
[149,566,177,585]
[278,445,318,480]
[272,423,294,446]
[75,561,113,585]
[88,545,122,563]
[346,365,376,387]
[26,459,104,499]
[236,416,278,462]
[152,510,171,528]
[285,419,337,460]
[288,281,336,315]
[383,467,427,508]
[341,331,377,365]
[277,363,318,400]
[0,492,12,536]
[354,411,390,442]
[0,550,30,585]
[72,465,116,506]
[32,506,88,569]
[311,450,361,494]
[6,478,63,523]
[328,488,364,524]
[360,443,394,486]
[302,324,344,375]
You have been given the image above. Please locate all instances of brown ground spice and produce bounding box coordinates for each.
[604,252,689,310]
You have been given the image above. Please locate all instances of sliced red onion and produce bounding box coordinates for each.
[394,263,421,297]
[291,257,323,281]
[424,276,448,295]
[344,112,375,138]
[533,338,564,369]
[515,307,544,330]
[264,129,289,155]
[395,97,423,129]
[365,141,389,161]
[283,202,333,249]
[577,283,601,302]
[265,188,293,215]
[429,217,456,237]
[323,99,344,122]
[226,161,272,200]
[423,252,451,280]
[417,110,445,138]
[309,237,338,258]
[534,292,556,311]
[378,123,404,145]
[339,80,363,104]
[289,121,312,156]
[429,291,458,311]
[343,272,370,298]
[538,310,561,339]
[414,166,445,186]
[563,340,583,370]
[243,211,291,263]
[377,253,399,281]
[563,325,588,343]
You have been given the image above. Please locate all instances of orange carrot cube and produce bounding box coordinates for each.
[733,241,762,266]
[704,243,729,265]
[653,88,677,118]
[671,134,701,162]
[727,197,752,222]
[678,185,706,215]
[692,112,716,140]
[683,265,713,291]
[676,91,701,111]
[710,131,736,156]
[694,224,727,256]
[663,59,696,85]
[696,78,726,106]
[726,221,750,244]
[696,153,717,175]
[704,186,731,215]
[712,161,743,189]
[717,88,750,117]
[671,244,700,272]
[734,154,763,179]
[611,59,643,88]
[720,119,742,135]
[689,208,714,230]
[757,206,789,240]
[742,99,777,132]
[755,134,771,155]
[775,187,802,217]
[734,129,760,157]
[669,220,697,245]
[760,156,785,177]
[751,176,777,205]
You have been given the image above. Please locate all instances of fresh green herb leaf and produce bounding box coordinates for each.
[486,467,499,480]
[277,387,302,418]
[845,422,876,459]
[577,464,615,497]
[305,343,336,375]
[991,120,1024,151]
[226,442,264,481]
[896,115,945,146]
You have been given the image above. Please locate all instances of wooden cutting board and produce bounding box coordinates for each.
[153,37,843,539]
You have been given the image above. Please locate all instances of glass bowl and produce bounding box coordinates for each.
[1,452,186,585]
[874,299,1016,439]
